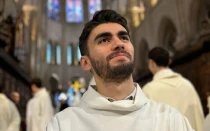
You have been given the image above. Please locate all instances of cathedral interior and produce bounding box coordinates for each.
[0,0,210,122]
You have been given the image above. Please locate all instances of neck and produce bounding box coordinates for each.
[154,67,167,74]
[34,87,43,94]
[94,76,135,100]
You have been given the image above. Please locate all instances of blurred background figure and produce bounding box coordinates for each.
[143,47,204,131]
[11,91,20,104]
[58,92,69,111]
[204,93,210,131]
[26,78,54,131]
[10,91,26,131]
[0,84,20,131]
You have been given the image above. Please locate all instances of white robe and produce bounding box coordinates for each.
[204,113,210,131]
[26,88,54,131]
[0,93,20,131]
[47,83,194,131]
[143,68,204,131]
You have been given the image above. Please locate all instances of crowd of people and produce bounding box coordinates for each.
[0,9,209,131]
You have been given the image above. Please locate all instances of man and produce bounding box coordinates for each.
[0,84,20,131]
[58,93,69,111]
[11,92,20,104]
[11,91,24,131]
[10,92,21,113]
[26,78,53,131]
[143,47,204,131]
[47,10,194,131]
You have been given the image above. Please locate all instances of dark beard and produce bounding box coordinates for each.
[89,55,134,83]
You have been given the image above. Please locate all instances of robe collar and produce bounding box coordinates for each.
[81,83,148,112]
[154,68,180,80]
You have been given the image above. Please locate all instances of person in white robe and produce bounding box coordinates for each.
[47,10,194,131]
[143,47,204,131]
[0,85,20,131]
[204,95,210,131]
[26,78,54,131]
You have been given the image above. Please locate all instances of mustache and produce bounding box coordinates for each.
[106,50,132,61]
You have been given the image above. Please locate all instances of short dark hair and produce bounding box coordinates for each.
[31,78,42,88]
[0,84,5,93]
[79,9,129,56]
[148,47,170,67]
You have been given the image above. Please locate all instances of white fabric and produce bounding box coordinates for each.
[204,113,210,131]
[47,83,194,131]
[102,85,136,101]
[26,88,54,131]
[0,93,20,131]
[143,68,204,131]
[88,77,95,86]
[207,95,210,113]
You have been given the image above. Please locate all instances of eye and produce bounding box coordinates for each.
[99,38,110,44]
[120,36,130,41]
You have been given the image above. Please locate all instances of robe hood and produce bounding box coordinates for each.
[153,68,181,87]
[81,83,148,112]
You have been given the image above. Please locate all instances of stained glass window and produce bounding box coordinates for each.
[47,0,61,21]
[88,0,102,20]
[56,45,61,64]
[66,0,84,23]
[67,45,73,65]
[46,43,52,64]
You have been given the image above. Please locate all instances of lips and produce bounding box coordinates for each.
[107,50,131,61]
[110,53,128,59]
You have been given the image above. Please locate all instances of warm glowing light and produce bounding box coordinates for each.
[151,0,158,7]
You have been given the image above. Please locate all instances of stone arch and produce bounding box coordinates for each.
[158,16,177,54]
[133,38,149,78]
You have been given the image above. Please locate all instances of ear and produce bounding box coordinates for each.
[149,59,156,68]
[168,58,172,66]
[80,56,91,71]
[148,59,153,66]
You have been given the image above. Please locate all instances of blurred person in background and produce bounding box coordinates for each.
[11,91,26,131]
[26,78,54,131]
[204,93,210,131]
[11,92,20,104]
[0,84,20,131]
[143,47,204,131]
[58,93,69,112]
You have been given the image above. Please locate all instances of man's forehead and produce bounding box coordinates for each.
[91,23,127,36]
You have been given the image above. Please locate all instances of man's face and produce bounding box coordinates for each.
[13,95,20,103]
[86,23,134,83]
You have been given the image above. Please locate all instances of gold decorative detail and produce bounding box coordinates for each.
[151,0,158,7]
[131,2,145,27]
[22,5,37,26]
[31,16,37,41]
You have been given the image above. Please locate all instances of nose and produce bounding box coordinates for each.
[112,37,124,50]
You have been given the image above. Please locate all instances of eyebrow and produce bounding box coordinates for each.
[94,32,112,42]
[118,31,130,38]
[94,30,130,42]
